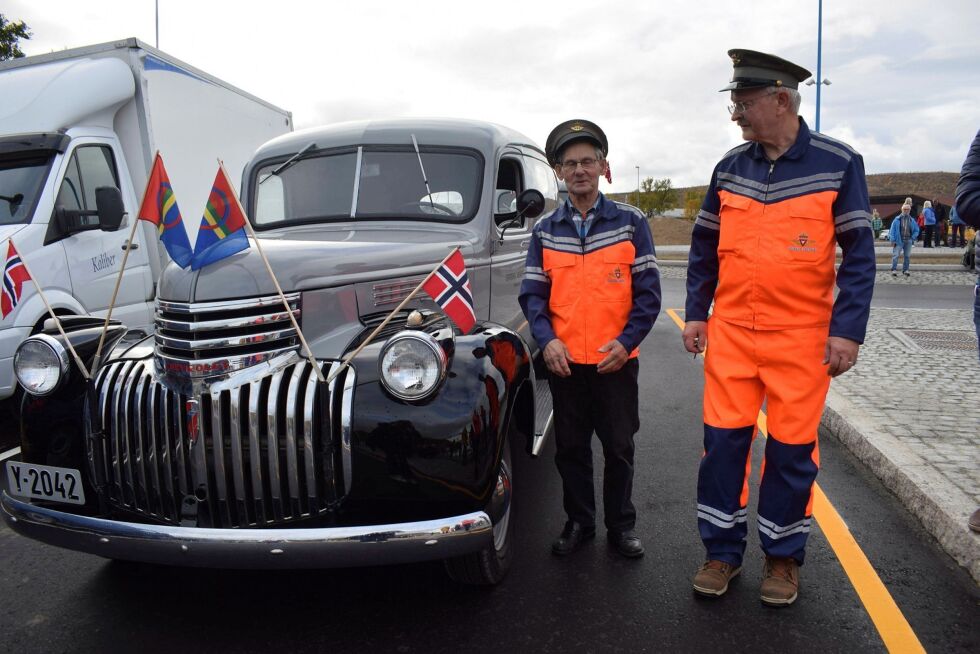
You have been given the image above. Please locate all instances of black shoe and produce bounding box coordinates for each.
[607,530,644,558]
[552,521,595,555]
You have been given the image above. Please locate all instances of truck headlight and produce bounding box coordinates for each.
[379,331,447,401]
[14,334,70,396]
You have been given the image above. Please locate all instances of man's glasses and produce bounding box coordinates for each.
[727,90,777,115]
[560,158,602,173]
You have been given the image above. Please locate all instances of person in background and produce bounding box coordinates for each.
[950,204,966,248]
[888,204,918,277]
[921,200,936,248]
[934,199,948,247]
[953,128,980,533]
[871,209,883,239]
[684,49,875,607]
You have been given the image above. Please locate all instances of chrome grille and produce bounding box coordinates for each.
[155,294,302,377]
[90,356,354,528]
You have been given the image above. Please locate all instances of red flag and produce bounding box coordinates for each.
[422,250,476,334]
[137,153,193,268]
[1,240,31,319]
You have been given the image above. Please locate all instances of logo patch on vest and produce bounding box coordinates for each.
[607,266,626,283]
[787,232,817,254]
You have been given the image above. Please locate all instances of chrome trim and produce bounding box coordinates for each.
[372,278,425,307]
[155,310,302,334]
[14,333,71,397]
[378,330,448,401]
[340,369,355,496]
[2,492,492,570]
[157,294,301,314]
[154,327,298,352]
[156,347,298,381]
[350,146,362,218]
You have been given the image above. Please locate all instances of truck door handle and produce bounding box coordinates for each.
[520,240,530,248]
[122,242,139,251]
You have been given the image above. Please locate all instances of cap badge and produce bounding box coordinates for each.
[570,124,584,131]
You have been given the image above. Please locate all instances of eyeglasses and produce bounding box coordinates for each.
[559,158,602,173]
[727,90,777,115]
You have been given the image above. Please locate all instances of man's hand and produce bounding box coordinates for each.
[596,339,628,374]
[543,339,575,377]
[683,320,708,354]
[823,336,860,377]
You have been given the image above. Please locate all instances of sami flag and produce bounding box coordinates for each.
[1,240,31,319]
[422,249,476,334]
[137,153,193,268]
[191,166,250,270]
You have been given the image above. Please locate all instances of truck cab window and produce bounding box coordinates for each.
[55,146,119,227]
[494,157,523,228]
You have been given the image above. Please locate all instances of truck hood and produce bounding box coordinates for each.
[159,226,477,303]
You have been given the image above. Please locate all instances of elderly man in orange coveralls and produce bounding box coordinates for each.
[683,50,875,606]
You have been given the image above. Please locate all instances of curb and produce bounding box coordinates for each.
[821,387,980,584]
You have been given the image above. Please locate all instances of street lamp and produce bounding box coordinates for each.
[805,77,832,132]
[635,165,640,208]
[807,0,833,132]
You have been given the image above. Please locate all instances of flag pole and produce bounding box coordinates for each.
[324,245,461,385]
[92,150,161,372]
[218,160,326,383]
[9,238,91,380]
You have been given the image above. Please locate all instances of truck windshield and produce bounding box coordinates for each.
[253,147,483,227]
[0,153,52,225]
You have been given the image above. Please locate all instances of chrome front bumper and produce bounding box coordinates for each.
[1,492,492,569]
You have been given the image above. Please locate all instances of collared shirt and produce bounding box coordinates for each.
[565,195,601,238]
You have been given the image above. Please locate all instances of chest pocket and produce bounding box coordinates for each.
[597,248,634,302]
[543,257,579,307]
[775,211,833,264]
[718,193,753,254]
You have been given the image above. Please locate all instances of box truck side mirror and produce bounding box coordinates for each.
[95,186,125,232]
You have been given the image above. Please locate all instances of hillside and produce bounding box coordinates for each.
[610,171,960,208]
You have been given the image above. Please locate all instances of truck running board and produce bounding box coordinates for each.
[531,379,554,458]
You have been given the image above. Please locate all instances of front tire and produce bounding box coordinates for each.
[444,438,514,585]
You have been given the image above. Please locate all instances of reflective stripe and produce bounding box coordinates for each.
[585,224,634,246]
[836,220,871,235]
[539,232,581,248]
[695,210,721,231]
[757,514,812,540]
[766,179,842,201]
[834,209,870,226]
[810,137,853,162]
[524,269,550,283]
[697,503,748,528]
[631,260,659,274]
[717,180,767,203]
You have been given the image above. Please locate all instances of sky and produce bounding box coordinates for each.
[7,0,980,192]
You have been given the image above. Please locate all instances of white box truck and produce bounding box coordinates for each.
[0,37,292,401]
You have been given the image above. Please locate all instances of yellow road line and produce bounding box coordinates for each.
[667,308,924,653]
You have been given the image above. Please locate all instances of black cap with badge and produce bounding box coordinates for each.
[545,119,608,166]
[720,49,813,92]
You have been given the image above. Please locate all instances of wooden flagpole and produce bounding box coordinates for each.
[217,159,326,383]
[8,238,91,380]
[92,150,160,372]
[324,245,461,385]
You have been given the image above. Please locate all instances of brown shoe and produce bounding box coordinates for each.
[692,560,741,597]
[970,508,980,533]
[761,556,799,606]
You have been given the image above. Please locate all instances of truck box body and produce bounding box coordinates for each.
[0,38,291,399]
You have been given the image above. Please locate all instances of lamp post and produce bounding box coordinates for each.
[635,165,640,208]
[806,0,832,132]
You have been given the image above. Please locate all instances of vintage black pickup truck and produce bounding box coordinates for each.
[3,118,560,585]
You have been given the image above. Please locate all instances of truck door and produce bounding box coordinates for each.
[489,149,559,349]
[51,142,153,332]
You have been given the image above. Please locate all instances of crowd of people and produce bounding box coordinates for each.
[883,196,978,274]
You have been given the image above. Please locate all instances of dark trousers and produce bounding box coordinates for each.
[951,224,966,248]
[550,359,640,532]
[923,225,935,247]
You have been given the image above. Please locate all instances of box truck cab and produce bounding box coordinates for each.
[0,38,292,400]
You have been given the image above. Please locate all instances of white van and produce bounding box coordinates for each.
[0,38,292,400]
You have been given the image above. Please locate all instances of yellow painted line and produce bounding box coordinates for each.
[667,309,924,654]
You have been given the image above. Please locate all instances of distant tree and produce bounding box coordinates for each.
[648,178,676,216]
[683,190,703,221]
[0,14,31,61]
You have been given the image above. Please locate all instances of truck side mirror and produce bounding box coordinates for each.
[516,189,545,220]
[96,186,125,232]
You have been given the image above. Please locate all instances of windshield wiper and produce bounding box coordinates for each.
[410,134,434,210]
[261,142,317,183]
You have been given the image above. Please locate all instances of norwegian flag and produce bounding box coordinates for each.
[1,240,31,319]
[422,249,476,334]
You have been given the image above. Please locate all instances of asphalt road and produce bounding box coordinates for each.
[0,278,977,653]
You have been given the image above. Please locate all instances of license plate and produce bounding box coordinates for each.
[6,461,86,505]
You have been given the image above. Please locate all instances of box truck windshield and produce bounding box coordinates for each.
[0,152,53,225]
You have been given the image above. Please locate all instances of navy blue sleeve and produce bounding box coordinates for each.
[830,154,876,343]
[518,224,556,350]
[955,130,980,228]
[617,214,661,353]
[685,170,721,322]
